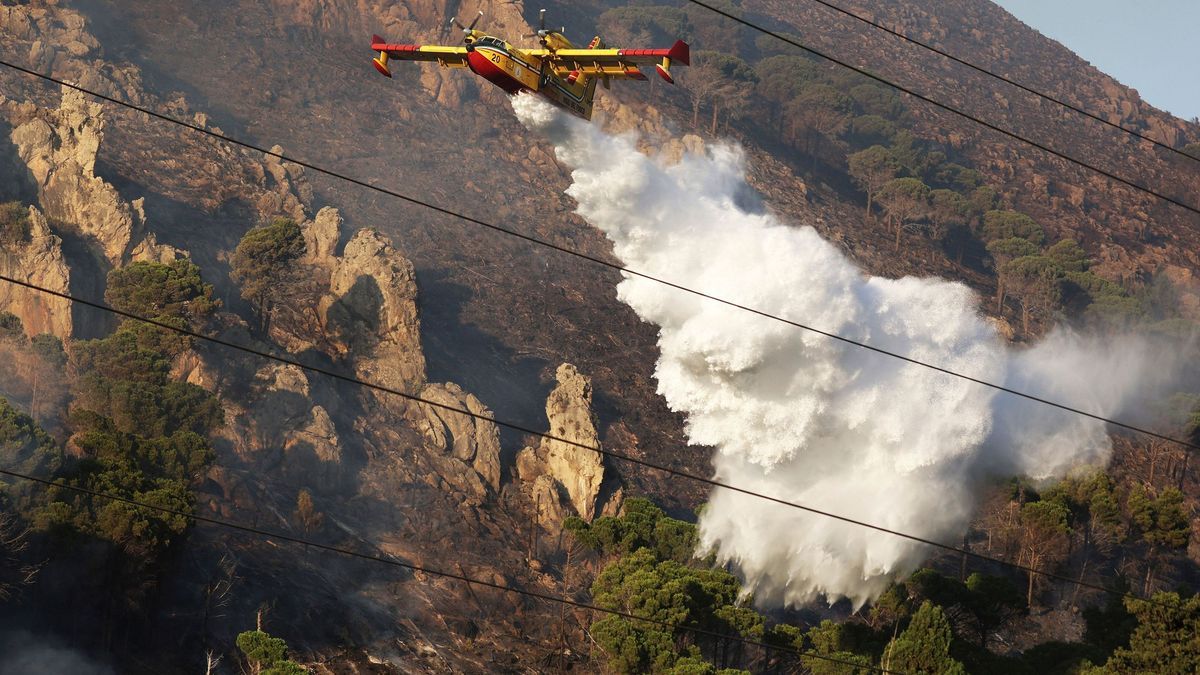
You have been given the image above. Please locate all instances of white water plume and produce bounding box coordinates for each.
[511,94,1174,608]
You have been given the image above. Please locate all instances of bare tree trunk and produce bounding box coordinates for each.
[1070,557,1089,608]
[1027,566,1036,607]
[710,101,719,135]
[29,369,37,424]
[960,535,969,581]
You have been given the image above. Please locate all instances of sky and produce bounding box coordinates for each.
[994,0,1200,121]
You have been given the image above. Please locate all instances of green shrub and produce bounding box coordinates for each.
[105,259,218,322]
[0,312,24,344]
[0,202,31,246]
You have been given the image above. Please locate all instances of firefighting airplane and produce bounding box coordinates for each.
[370,9,689,120]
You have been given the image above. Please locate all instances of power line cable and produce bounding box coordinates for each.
[0,61,1192,459]
[0,465,903,674]
[0,65,1191,607]
[679,0,1200,218]
[793,0,1200,165]
[0,272,1178,610]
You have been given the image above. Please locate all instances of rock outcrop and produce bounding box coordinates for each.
[9,87,142,265]
[260,207,498,497]
[302,205,340,266]
[253,145,310,223]
[0,206,71,338]
[410,382,501,494]
[323,225,426,392]
[272,207,428,391]
[1,4,100,75]
[5,86,184,269]
[242,362,347,492]
[517,364,605,524]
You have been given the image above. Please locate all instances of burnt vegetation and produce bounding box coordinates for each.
[3,0,1200,672]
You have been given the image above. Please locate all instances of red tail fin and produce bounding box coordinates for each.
[668,39,690,66]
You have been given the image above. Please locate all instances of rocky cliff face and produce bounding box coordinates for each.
[9,87,144,265]
[0,3,557,667]
[207,204,500,501]
[0,205,71,338]
[0,84,186,340]
[750,0,1200,281]
[238,362,348,491]
[270,205,427,396]
[516,363,605,524]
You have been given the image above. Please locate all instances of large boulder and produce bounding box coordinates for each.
[410,382,502,494]
[516,363,604,523]
[322,227,427,392]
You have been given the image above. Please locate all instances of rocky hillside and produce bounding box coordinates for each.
[1,0,1198,672]
[0,2,625,671]
[747,0,1200,283]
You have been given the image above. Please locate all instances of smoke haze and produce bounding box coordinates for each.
[512,95,1173,608]
[0,631,114,675]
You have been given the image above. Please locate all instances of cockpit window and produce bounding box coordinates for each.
[477,37,505,49]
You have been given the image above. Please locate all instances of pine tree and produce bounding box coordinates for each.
[1087,593,1200,674]
[230,217,306,330]
[882,601,966,675]
[876,177,930,250]
[848,146,899,220]
[237,629,306,674]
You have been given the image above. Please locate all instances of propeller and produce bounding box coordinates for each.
[446,10,483,44]
[522,9,548,40]
[451,10,484,34]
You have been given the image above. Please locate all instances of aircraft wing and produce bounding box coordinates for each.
[370,35,469,77]
[531,40,690,83]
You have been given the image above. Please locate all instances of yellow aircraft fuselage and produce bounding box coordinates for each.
[371,28,686,121]
[464,36,601,119]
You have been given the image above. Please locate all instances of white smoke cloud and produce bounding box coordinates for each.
[511,95,1173,608]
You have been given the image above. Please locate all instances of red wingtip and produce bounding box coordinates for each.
[372,57,393,78]
[655,63,674,84]
[372,34,386,45]
[669,39,690,66]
